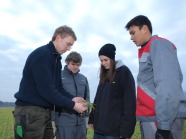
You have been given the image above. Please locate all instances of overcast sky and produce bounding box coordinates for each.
[0,0,186,102]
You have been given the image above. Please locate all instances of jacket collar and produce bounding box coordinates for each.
[48,41,61,59]
[64,65,80,75]
[141,35,158,48]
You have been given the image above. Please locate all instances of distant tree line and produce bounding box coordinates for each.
[0,101,15,107]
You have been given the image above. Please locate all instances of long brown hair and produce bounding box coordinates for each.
[99,59,116,83]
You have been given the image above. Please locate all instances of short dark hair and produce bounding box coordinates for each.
[65,51,82,64]
[125,15,152,34]
[52,25,77,41]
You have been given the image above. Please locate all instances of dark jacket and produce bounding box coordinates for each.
[89,60,136,138]
[15,41,75,110]
[55,65,90,126]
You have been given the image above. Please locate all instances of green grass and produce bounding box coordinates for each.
[0,107,14,139]
[0,107,185,139]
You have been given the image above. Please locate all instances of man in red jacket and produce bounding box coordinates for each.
[125,15,186,139]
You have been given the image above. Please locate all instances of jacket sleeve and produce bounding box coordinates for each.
[85,78,90,102]
[150,39,182,130]
[88,83,100,124]
[120,66,136,138]
[31,52,75,110]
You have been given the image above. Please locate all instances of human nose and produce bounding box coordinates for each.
[74,65,79,69]
[101,61,106,66]
[66,47,71,51]
[130,35,133,40]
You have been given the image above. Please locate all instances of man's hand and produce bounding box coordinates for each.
[89,124,94,129]
[155,129,173,139]
[72,97,86,103]
[73,102,88,113]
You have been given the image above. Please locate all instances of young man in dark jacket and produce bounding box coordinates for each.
[13,25,87,139]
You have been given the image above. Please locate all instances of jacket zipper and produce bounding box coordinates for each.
[73,74,79,125]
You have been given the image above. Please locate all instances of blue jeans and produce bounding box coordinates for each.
[93,132,120,139]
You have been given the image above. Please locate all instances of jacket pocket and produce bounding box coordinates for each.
[77,80,87,97]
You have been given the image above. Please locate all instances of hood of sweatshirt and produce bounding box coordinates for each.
[115,60,124,69]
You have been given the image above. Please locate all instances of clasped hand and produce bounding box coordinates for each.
[72,97,88,113]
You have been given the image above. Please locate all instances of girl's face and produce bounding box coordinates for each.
[99,55,110,69]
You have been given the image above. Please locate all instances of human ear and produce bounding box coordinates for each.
[65,61,69,65]
[143,25,149,32]
[56,34,61,40]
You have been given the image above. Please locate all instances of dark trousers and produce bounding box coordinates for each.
[93,132,120,139]
[56,124,86,139]
[13,105,54,139]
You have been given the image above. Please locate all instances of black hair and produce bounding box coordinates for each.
[125,15,152,34]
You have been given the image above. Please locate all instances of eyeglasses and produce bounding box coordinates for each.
[62,38,73,48]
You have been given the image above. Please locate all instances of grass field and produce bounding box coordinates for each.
[0,108,14,139]
[0,107,185,139]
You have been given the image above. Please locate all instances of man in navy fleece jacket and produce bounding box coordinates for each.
[13,25,87,139]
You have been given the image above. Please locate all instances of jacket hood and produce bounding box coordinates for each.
[115,60,124,69]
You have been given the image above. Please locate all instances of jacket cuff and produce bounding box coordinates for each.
[64,101,75,111]
[157,122,172,130]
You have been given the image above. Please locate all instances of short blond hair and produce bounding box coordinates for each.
[52,25,77,41]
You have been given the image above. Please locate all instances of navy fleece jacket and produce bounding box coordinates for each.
[15,41,75,110]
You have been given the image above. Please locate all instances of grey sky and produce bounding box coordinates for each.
[0,0,186,102]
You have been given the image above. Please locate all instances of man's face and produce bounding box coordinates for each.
[99,55,110,69]
[128,25,147,47]
[67,61,81,74]
[55,35,75,54]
